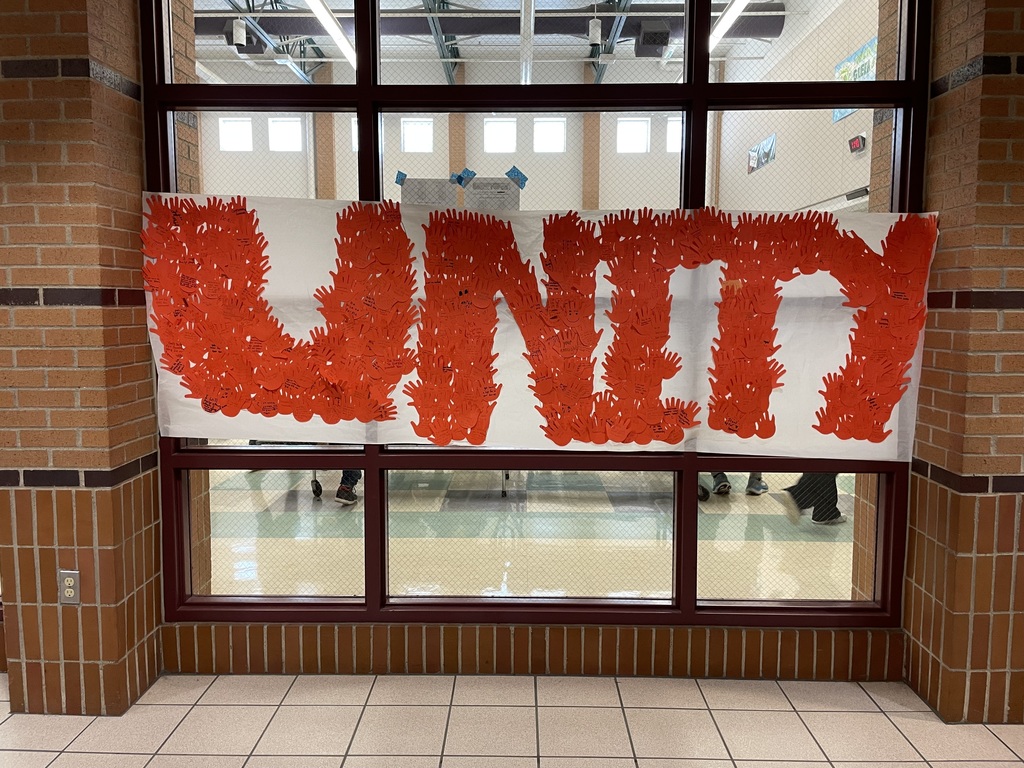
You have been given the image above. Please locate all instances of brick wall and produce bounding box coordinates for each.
[160,623,904,680]
[905,0,1024,723]
[0,0,161,714]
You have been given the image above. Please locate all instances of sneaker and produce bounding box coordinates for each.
[697,482,711,502]
[812,513,847,525]
[712,473,731,495]
[780,490,803,524]
[335,485,358,505]
[746,479,769,496]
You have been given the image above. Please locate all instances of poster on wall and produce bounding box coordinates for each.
[142,195,938,461]
[833,37,879,123]
[747,133,777,174]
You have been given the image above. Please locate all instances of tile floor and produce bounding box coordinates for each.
[204,469,863,602]
[1,673,1023,767]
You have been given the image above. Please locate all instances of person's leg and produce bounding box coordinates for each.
[336,469,362,505]
[745,471,768,495]
[804,473,842,524]
[712,472,731,495]
[782,472,843,524]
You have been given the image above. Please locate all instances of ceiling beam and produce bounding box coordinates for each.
[520,0,535,84]
[421,0,459,86]
[592,0,632,85]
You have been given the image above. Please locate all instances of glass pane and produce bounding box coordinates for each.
[534,117,567,153]
[387,469,674,599]
[710,0,898,83]
[173,110,359,200]
[378,0,687,86]
[705,108,893,213]
[382,110,681,211]
[268,117,303,152]
[190,468,365,597]
[171,0,357,84]
[696,470,878,601]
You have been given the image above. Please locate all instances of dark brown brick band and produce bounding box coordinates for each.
[0,288,145,307]
[0,57,140,100]
[3,453,158,489]
[930,55,1015,98]
[911,458,1018,495]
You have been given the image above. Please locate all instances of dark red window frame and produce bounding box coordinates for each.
[141,0,932,628]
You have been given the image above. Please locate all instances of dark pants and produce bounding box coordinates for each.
[340,469,362,489]
[785,473,840,522]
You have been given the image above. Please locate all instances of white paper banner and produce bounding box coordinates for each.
[142,194,937,460]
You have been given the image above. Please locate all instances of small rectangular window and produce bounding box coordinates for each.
[401,118,434,153]
[484,117,517,153]
[666,116,683,153]
[533,117,566,153]
[268,117,303,152]
[218,117,252,152]
[617,117,650,153]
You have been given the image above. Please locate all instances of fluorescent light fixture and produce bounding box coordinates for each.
[304,0,357,69]
[709,0,751,53]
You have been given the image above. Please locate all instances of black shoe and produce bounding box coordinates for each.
[712,473,731,495]
[335,485,358,505]
[811,512,847,525]
[697,482,711,502]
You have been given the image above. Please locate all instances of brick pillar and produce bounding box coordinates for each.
[0,0,159,714]
[313,64,337,200]
[905,0,1024,723]
[582,64,600,210]
[449,66,466,207]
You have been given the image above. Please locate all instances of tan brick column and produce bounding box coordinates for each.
[904,0,1024,723]
[582,64,600,210]
[0,0,159,714]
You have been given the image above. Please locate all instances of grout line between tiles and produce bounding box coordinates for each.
[985,723,1024,763]
[862,685,931,764]
[339,673,377,767]
[533,675,541,768]
[241,674,299,766]
[699,680,737,768]
[613,676,640,768]
[778,680,832,763]
[141,674,218,767]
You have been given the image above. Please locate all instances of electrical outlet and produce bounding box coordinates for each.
[59,569,80,605]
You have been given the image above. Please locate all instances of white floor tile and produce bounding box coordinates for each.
[452,676,535,707]
[442,758,536,767]
[443,706,536,756]
[637,761,733,768]
[537,677,621,707]
[148,756,247,768]
[0,751,61,768]
[713,710,825,761]
[537,707,632,757]
[617,677,706,709]
[246,758,345,768]
[780,681,880,711]
[48,754,151,767]
[342,758,438,768]
[367,677,454,706]
[626,708,730,760]
[283,675,375,706]
[67,705,191,753]
[988,723,1024,758]
[858,682,930,712]
[349,705,448,755]
[137,676,216,705]
[198,676,296,706]
[253,705,361,755]
[889,711,1018,761]
[0,714,94,751]
[699,680,791,710]
[800,711,921,762]
[159,705,276,755]
[540,759,636,767]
